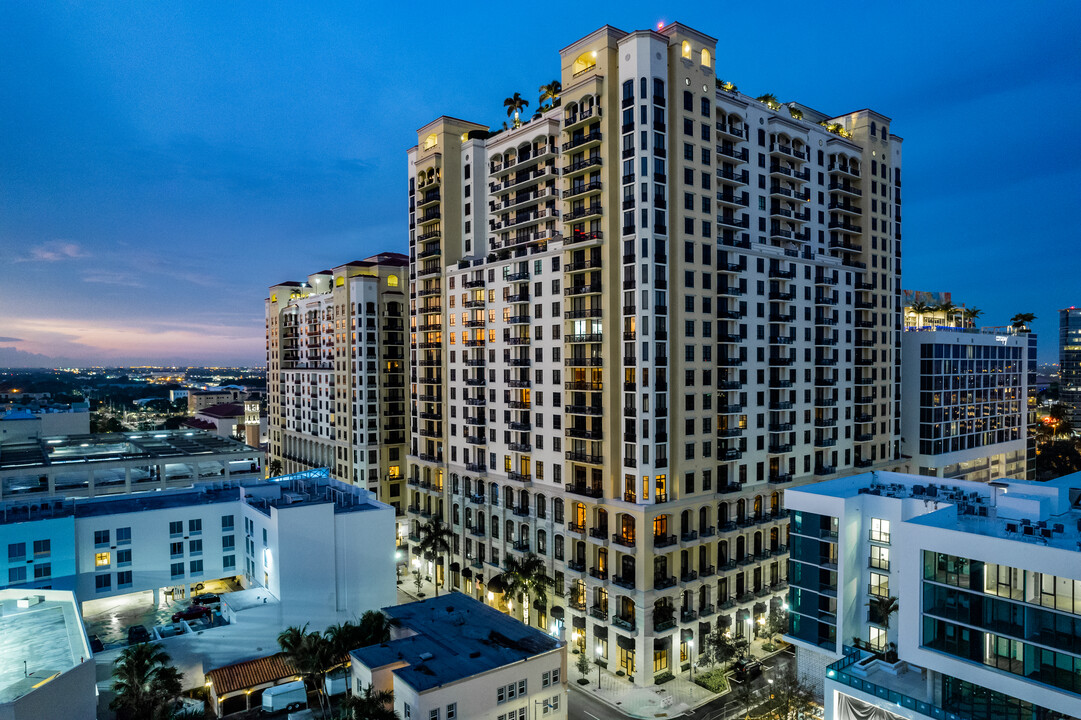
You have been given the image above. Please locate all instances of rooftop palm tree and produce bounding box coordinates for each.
[717,79,738,92]
[909,300,930,328]
[962,307,983,328]
[1011,312,1036,332]
[109,642,183,720]
[417,517,453,596]
[937,301,958,327]
[504,92,529,127]
[755,93,780,110]
[538,80,561,110]
[788,106,803,120]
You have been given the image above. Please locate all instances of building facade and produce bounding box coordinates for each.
[901,327,1034,482]
[351,594,566,720]
[266,253,409,513]
[784,470,1081,720]
[406,23,902,684]
[0,470,396,627]
[1060,307,1081,429]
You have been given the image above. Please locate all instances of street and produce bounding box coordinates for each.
[568,647,796,720]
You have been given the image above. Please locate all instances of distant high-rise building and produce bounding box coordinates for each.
[265,253,409,517]
[405,22,903,683]
[900,295,1035,482]
[1060,307,1081,428]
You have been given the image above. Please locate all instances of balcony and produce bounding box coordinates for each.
[563,180,602,200]
[653,534,677,549]
[562,130,602,152]
[565,404,602,416]
[589,567,609,581]
[612,534,635,548]
[654,575,677,590]
[828,182,862,197]
[565,483,603,498]
[589,604,608,620]
[612,615,636,631]
[769,473,794,484]
[565,450,603,464]
[564,283,601,297]
[716,145,748,162]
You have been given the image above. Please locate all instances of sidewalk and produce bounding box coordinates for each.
[568,637,790,719]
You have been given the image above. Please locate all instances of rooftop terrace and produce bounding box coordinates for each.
[0,590,89,703]
[352,594,561,692]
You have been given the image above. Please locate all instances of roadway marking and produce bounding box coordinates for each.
[584,713,600,720]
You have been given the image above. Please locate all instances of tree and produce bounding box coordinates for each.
[575,646,593,679]
[704,627,736,670]
[268,459,283,477]
[337,683,399,720]
[755,93,780,110]
[416,517,453,596]
[538,80,561,110]
[937,301,957,327]
[278,625,334,718]
[908,300,929,328]
[762,608,788,650]
[520,552,554,622]
[1036,439,1081,480]
[867,595,899,650]
[503,92,529,127]
[717,79,738,92]
[769,664,816,720]
[356,610,392,647]
[962,307,983,328]
[1011,312,1036,332]
[109,642,183,720]
[788,106,803,120]
[501,553,531,622]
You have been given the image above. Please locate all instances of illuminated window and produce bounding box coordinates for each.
[335,277,344,287]
[572,51,597,76]
[95,552,111,567]
[870,517,891,543]
[387,275,399,287]
[870,545,890,570]
[869,572,889,597]
[701,48,711,66]
[681,41,692,59]
[423,134,438,150]
[388,465,401,479]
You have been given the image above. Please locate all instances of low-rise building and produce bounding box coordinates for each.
[784,470,1081,720]
[0,469,396,628]
[188,389,247,415]
[351,594,567,720]
[0,588,96,720]
[0,406,91,444]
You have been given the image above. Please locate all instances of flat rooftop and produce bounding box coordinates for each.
[352,595,560,692]
[792,470,1081,552]
[0,429,259,471]
[0,590,89,703]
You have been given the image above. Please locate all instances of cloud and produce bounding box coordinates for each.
[16,241,90,263]
[0,337,22,343]
[81,270,144,287]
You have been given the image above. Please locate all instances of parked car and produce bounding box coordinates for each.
[732,658,762,682]
[127,625,151,644]
[172,604,213,622]
[88,635,104,653]
[191,592,220,606]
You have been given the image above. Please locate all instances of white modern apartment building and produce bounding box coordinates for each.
[351,594,566,720]
[0,429,263,502]
[266,254,409,515]
[406,22,902,684]
[0,469,396,626]
[784,470,1081,720]
[901,326,1035,482]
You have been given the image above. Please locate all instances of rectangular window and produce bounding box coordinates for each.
[8,566,26,584]
[171,562,184,579]
[222,515,235,532]
[223,554,236,570]
[8,542,26,562]
[116,527,131,545]
[170,542,184,558]
[869,545,890,570]
[446,704,456,720]
[94,530,110,547]
[223,535,236,551]
[189,519,202,535]
[95,552,111,567]
[870,518,891,543]
[189,539,203,556]
[169,521,183,537]
[34,563,51,580]
[117,549,132,566]
[190,559,204,576]
[429,710,439,720]
[95,574,111,592]
[869,571,889,597]
[33,539,50,557]
[117,570,133,588]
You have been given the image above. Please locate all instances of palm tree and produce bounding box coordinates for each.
[279,625,333,717]
[356,609,392,646]
[519,552,554,624]
[867,595,899,649]
[756,93,780,110]
[504,92,529,127]
[416,517,453,596]
[937,301,958,327]
[501,553,531,622]
[788,106,803,120]
[1011,312,1036,332]
[909,300,930,328]
[338,683,399,720]
[268,459,283,477]
[109,642,183,720]
[962,307,983,328]
[277,623,311,655]
[717,79,738,93]
[538,80,561,110]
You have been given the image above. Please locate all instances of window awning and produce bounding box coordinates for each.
[550,605,564,619]
[680,628,693,643]
[616,634,635,651]
[487,574,507,594]
[461,568,473,579]
[593,624,608,640]
[449,561,461,572]
[572,615,585,630]
[653,636,671,652]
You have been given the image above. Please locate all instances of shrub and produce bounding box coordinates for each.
[654,671,674,685]
[694,667,730,694]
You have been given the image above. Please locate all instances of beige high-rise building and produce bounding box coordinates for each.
[266,253,409,517]
[406,23,902,684]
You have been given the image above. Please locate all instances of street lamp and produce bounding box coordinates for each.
[688,639,695,682]
[595,644,603,688]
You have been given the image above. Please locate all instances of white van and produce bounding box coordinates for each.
[261,680,307,714]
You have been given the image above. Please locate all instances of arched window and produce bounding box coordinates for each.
[536,494,547,519]
[386,275,399,287]
[870,121,877,136]
[701,48,711,66]
[537,529,547,555]
[681,40,692,59]
[572,51,597,76]
[506,519,515,541]
[555,535,564,560]
[423,133,438,150]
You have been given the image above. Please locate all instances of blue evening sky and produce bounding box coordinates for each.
[0,1,1078,365]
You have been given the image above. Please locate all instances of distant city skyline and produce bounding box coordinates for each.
[2,2,1078,366]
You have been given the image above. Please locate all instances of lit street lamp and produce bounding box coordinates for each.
[595,644,603,688]
[688,639,695,682]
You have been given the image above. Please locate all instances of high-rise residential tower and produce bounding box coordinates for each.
[1060,307,1081,429]
[266,253,410,515]
[406,23,902,683]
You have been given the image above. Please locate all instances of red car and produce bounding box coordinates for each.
[172,604,212,623]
